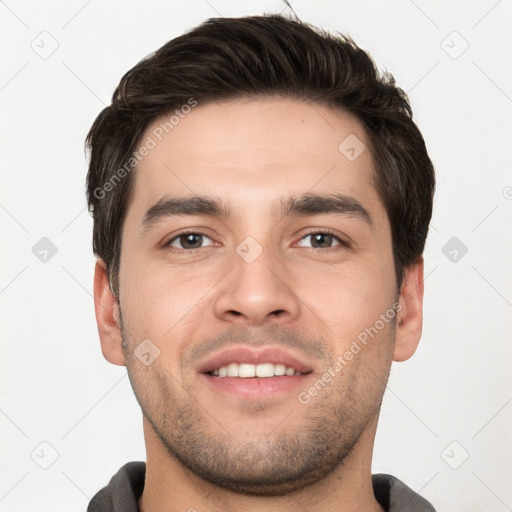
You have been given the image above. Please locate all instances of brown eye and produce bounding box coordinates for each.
[298,232,343,249]
[167,233,213,250]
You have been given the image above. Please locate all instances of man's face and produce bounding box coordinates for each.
[114,97,403,494]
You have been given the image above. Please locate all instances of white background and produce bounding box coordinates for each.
[1,1,511,511]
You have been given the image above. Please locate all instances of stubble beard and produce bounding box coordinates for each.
[123,341,390,496]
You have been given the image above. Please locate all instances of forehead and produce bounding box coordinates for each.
[128,97,382,220]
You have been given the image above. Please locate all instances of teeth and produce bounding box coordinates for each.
[256,363,274,377]
[227,363,238,377]
[239,363,256,378]
[274,364,286,376]
[211,362,303,378]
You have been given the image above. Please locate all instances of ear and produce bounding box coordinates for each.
[93,259,126,366]
[393,257,425,362]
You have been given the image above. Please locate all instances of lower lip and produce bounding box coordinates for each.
[200,373,311,399]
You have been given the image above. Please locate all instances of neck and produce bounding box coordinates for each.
[139,413,384,512]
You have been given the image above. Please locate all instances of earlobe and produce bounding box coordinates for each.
[93,259,126,366]
[393,257,425,362]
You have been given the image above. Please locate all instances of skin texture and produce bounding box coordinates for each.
[94,97,424,512]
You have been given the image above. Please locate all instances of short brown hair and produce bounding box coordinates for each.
[86,14,435,297]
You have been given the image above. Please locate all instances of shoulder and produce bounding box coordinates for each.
[87,461,146,512]
[372,473,436,511]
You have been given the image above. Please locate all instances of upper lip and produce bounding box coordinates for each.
[197,346,315,374]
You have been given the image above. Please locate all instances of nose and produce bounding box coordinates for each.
[213,243,301,327]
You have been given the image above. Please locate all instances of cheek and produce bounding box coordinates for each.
[293,257,396,349]
[120,261,219,343]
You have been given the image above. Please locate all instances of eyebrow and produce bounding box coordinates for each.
[141,192,373,232]
[276,193,373,227]
[142,196,231,232]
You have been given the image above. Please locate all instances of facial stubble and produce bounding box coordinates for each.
[120,315,394,496]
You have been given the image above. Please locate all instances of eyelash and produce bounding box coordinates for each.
[164,229,350,251]
[299,229,350,249]
[164,230,216,250]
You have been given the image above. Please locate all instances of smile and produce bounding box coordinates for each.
[209,362,307,377]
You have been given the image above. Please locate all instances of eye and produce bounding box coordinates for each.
[166,232,214,250]
[297,232,345,249]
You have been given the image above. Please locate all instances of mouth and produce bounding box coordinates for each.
[208,362,307,377]
[197,346,314,399]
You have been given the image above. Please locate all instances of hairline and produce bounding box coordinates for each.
[107,95,401,297]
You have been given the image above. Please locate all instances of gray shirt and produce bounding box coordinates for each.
[87,462,436,511]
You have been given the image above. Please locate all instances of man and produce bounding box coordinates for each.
[86,14,436,512]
